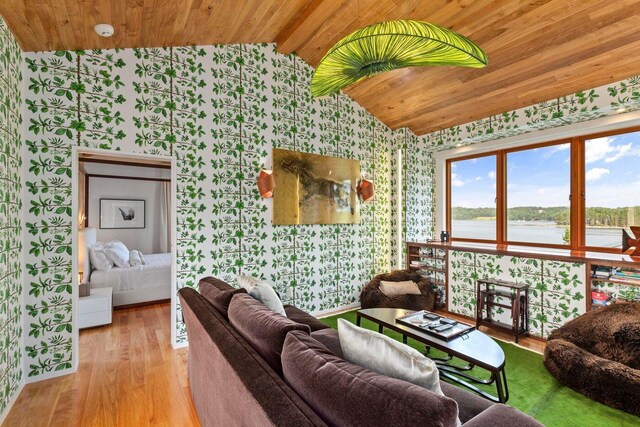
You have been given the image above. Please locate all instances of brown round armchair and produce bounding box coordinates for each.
[360,270,436,311]
[543,302,640,417]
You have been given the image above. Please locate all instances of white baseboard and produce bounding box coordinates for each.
[0,379,25,425]
[313,302,360,319]
[172,341,189,350]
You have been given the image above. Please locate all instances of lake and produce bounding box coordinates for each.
[452,220,622,248]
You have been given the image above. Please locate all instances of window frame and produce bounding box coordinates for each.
[446,152,499,244]
[446,125,640,252]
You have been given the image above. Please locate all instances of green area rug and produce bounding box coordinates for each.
[321,311,639,427]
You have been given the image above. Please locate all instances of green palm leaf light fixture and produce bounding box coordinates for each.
[310,20,488,97]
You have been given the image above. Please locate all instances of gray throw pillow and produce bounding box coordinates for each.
[338,318,461,426]
[338,318,443,394]
[237,275,286,316]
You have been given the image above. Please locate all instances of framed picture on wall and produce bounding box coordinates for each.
[100,198,146,229]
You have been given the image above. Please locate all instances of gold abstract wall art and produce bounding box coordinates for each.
[272,148,361,225]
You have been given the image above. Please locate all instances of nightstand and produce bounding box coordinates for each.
[78,286,113,329]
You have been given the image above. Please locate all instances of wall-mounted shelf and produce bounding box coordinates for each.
[406,242,448,310]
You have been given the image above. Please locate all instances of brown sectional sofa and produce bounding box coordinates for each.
[178,277,542,427]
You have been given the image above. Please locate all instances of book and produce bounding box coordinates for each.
[594,266,612,278]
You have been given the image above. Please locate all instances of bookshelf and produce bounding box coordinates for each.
[587,260,640,311]
[406,242,448,310]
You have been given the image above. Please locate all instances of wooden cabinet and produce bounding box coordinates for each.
[79,287,113,329]
[406,242,448,309]
[587,260,640,311]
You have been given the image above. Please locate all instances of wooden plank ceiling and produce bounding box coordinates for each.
[2,0,640,135]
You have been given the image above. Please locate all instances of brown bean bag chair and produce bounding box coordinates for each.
[360,270,436,311]
[543,302,640,417]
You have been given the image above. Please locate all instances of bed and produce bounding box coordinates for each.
[82,227,172,307]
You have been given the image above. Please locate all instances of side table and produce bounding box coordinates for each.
[476,279,529,342]
[79,286,113,329]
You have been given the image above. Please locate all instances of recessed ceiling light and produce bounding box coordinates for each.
[94,24,114,37]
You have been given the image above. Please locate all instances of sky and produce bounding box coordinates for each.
[451,131,640,209]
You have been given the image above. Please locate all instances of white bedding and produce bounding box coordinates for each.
[90,253,171,292]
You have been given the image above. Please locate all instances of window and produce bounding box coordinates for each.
[584,131,640,249]
[449,155,496,241]
[446,126,640,252]
[506,143,570,246]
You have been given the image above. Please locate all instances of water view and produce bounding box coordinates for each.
[453,220,622,248]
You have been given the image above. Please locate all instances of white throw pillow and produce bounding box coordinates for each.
[89,244,113,271]
[104,241,130,268]
[338,318,443,395]
[237,275,286,316]
[379,280,422,296]
[129,250,145,267]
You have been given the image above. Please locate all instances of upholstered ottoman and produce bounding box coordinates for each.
[543,302,640,417]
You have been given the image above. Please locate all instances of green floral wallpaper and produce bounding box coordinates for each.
[0,17,23,416]
[22,43,400,379]
[4,11,640,391]
[409,73,640,337]
[449,251,585,338]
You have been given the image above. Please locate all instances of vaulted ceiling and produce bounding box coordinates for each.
[2,0,640,135]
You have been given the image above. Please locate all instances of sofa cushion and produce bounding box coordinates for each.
[282,330,459,427]
[440,381,493,424]
[463,404,542,427]
[238,275,287,316]
[228,293,310,375]
[284,304,330,332]
[338,318,443,396]
[310,328,344,358]
[199,277,246,319]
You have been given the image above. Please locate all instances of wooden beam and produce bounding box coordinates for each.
[275,0,347,55]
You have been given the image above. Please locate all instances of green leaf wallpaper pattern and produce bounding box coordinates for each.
[22,43,400,379]
[0,18,23,416]
[8,11,640,387]
[406,74,640,338]
[448,251,585,339]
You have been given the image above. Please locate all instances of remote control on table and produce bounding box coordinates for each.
[440,318,458,326]
[423,313,439,321]
[434,324,453,333]
[427,322,440,329]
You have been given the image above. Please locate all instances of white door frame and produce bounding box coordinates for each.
[71,146,178,372]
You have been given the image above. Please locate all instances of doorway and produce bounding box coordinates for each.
[72,147,178,371]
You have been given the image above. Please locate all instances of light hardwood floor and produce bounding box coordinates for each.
[3,304,546,426]
[3,302,200,427]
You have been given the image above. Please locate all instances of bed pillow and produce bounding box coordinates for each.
[237,275,286,316]
[129,250,145,267]
[104,241,130,268]
[89,244,113,271]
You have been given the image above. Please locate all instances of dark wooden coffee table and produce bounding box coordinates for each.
[357,308,509,403]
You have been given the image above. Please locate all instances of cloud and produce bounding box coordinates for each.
[585,137,635,164]
[604,143,631,163]
[474,176,483,181]
[451,173,465,187]
[585,167,610,182]
[488,171,496,179]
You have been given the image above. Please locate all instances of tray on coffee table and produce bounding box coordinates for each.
[396,310,474,341]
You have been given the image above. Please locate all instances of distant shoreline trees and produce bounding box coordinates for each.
[452,206,640,228]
